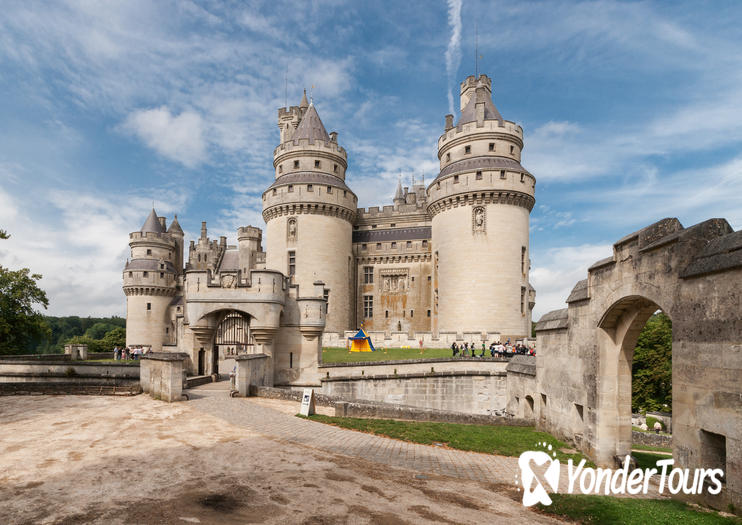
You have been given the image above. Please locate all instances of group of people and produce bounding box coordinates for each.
[450,341,535,358]
[112,346,147,360]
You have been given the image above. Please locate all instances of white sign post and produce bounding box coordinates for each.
[300,388,315,416]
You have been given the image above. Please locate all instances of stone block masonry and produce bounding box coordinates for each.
[140,352,188,402]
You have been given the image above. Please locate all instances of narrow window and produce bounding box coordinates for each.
[363,295,373,318]
[323,290,329,313]
[279,164,283,173]
[500,170,506,179]
[146,249,152,255]
[333,164,338,173]
[364,266,374,284]
[273,188,277,195]
[410,310,414,318]
[521,246,527,274]
[521,173,525,183]
[391,242,397,248]
[288,184,294,192]
[143,271,148,277]
[489,142,495,151]
[427,310,431,317]
[327,186,332,194]
[362,243,367,250]
[307,184,313,192]
[427,275,431,282]
[315,160,320,168]
[446,153,450,162]
[464,145,471,154]
[422,240,428,248]
[521,286,527,314]
[146,302,151,311]
[575,403,584,423]
[476,170,482,180]
[403,310,406,317]
[411,276,414,282]
[454,175,459,183]
[289,352,293,369]
[128,272,132,277]
[406,241,412,248]
[160,272,164,278]
[510,145,515,154]
[541,393,547,407]
[376,243,381,249]
[293,160,299,168]
[436,182,440,190]
[385,310,389,318]
[165,327,169,334]
[288,250,296,276]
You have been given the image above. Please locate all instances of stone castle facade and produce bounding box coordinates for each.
[123,74,536,383]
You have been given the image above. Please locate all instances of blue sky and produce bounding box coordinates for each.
[1,0,741,319]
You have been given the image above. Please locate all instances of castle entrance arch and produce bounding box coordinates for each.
[596,295,668,461]
[213,311,252,376]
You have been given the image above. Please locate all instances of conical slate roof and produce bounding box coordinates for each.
[141,208,164,234]
[457,88,503,126]
[292,103,330,143]
[394,179,404,201]
[167,214,183,234]
[299,89,309,108]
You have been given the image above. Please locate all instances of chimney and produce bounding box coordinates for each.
[200,221,207,239]
[445,114,454,131]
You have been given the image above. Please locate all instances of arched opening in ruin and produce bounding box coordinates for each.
[596,295,671,464]
[212,311,253,378]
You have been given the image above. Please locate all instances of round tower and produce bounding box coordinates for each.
[123,209,178,351]
[427,74,536,340]
[263,97,357,332]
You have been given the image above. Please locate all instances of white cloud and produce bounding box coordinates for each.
[445,0,463,115]
[530,243,612,320]
[123,107,206,167]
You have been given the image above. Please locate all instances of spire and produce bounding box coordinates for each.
[140,208,164,234]
[299,89,309,109]
[167,214,183,235]
[394,175,404,204]
[291,103,330,143]
[457,76,503,126]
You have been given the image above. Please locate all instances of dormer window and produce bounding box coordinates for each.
[293,160,299,168]
[464,145,471,154]
[314,160,320,168]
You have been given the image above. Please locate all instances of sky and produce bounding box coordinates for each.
[1,0,741,320]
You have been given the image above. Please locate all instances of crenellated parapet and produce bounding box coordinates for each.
[262,201,356,223]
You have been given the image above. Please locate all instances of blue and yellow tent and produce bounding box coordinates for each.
[348,327,375,352]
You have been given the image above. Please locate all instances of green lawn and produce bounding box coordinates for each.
[303,414,590,464]
[322,346,470,363]
[538,494,741,525]
[632,451,672,470]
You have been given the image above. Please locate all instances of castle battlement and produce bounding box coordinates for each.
[237,226,262,240]
[128,231,176,244]
[273,139,347,159]
[439,119,523,147]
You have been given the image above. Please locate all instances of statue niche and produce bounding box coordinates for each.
[473,206,486,233]
[287,217,298,242]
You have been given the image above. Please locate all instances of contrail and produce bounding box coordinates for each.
[445,0,463,115]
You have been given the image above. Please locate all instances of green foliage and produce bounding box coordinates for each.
[0,242,51,354]
[632,313,672,413]
[65,336,104,353]
[632,451,670,470]
[305,414,591,465]
[538,494,741,524]
[100,327,126,351]
[32,316,126,353]
[84,321,121,340]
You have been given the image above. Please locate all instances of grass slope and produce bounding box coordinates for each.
[539,494,741,525]
[305,414,589,464]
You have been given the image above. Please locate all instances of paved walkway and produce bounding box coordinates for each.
[188,384,661,497]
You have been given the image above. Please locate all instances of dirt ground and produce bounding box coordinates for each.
[0,394,563,524]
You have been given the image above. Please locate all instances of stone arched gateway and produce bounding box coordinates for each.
[514,218,741,511]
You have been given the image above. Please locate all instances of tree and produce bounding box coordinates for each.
[632,313,672,413]
[0,267,51,354]
[100,327,126,351]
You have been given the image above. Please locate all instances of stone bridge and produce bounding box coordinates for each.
[510,217,741,511]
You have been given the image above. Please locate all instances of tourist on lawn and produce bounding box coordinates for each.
[463,342,469,357]
[489,342,496,357]
[480,342,486,357]
[451,342,458,357]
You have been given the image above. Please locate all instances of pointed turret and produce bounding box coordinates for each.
[141,208,164,234]
[167,214,183,234]
[299,89,309,109]
[291,103,330,144]
[393,177,405,207]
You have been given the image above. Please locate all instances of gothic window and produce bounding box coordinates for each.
[364,266,373,284]
[385,310,389,318]
[288,250,296,276]
[363,295,373,318]
[410,310,413,318]
[521,286,527,314]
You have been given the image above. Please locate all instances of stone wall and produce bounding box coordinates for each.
[632,430,672,448]
[319,358,508,416]
[0,360,140,385]
[140,352,187,402]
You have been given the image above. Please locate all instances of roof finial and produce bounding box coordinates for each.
[475,21,479,79]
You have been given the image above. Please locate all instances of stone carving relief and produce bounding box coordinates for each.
[220,274,236,288]
[473,206,486,233]
[287,217,298,242]
[380,268,409,293]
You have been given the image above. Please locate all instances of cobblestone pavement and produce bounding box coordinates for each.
[188,384,661,497]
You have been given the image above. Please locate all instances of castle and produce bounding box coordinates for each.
[123,74,536,384]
